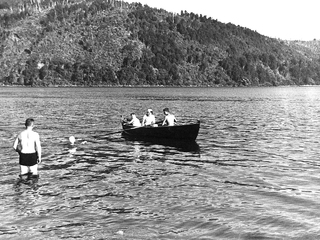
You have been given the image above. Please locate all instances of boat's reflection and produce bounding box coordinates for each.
[121,134,200,153]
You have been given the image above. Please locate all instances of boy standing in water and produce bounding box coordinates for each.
[13,118,42,179]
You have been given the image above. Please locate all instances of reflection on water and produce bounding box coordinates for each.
[1,87,320,239]
[121,134,200,153]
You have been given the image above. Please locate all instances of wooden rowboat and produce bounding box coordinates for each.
[121,121,200,141]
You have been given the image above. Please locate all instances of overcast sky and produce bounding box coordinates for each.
[124,0,320,41]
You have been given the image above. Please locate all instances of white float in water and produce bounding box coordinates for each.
[69,136,75,145]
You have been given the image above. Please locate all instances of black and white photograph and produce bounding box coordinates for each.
[1,0,320,239]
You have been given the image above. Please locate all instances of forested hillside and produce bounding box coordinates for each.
[1,0,320,86]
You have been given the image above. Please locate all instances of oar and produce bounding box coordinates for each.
[155,120,163,126]
[99,126,142,137]
[102,130,124,136]
[92,130,123,139]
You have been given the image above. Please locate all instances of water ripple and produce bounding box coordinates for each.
[2,87,320,239]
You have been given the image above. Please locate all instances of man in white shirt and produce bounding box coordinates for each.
[128,113,141,127]
[142,109,156,126]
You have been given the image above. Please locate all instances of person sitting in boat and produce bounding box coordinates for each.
[162,108,177,126]
[127,113,141,127]
[142,109,156,127]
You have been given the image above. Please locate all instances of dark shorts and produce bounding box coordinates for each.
[19,152,38,166]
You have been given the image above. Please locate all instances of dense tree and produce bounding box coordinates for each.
[1,0,320,86]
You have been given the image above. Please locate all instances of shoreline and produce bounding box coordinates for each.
[0,84,314,88]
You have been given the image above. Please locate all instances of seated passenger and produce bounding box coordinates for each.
[142,109,156,127]
[162,108,177,126]
[127,113,141,127]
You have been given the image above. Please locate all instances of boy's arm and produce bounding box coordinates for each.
[162,116,167,126]
[13,134,20,151]
[35,133,42,163]
[13,137,19,150]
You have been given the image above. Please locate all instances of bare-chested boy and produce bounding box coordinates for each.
[13,118,42,178]
[162,108,177,126]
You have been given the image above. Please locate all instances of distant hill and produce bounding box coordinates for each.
[286,40,320,57]
[1,0,320,86]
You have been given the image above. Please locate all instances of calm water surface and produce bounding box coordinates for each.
[1,87,320,239]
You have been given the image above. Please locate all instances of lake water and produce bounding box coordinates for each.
[1,86,320,239]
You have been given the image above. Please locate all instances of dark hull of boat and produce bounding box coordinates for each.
[122,121,200,141]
